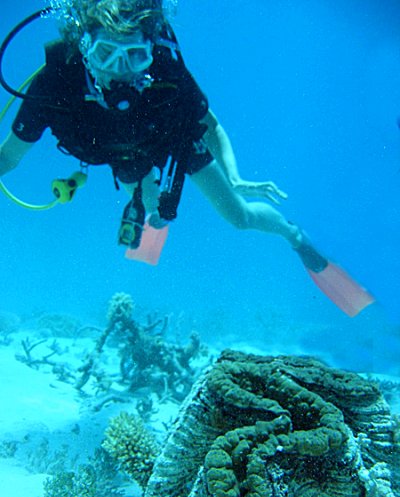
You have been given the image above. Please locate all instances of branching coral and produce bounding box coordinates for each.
[144,350,400,497]
[118,328,204,401]
[102,411,160,488]
[15,292,206,407]
[43,449,123,497]
[91,292,206,402]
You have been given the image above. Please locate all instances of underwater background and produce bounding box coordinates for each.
[0,2,400,497]
[0,0,400,376]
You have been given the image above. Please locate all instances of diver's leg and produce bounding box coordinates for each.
[121,168,160,214]
[190,160,301,246]
[191,165,374,317]
[141,168,161,214]
[121,181,136,196]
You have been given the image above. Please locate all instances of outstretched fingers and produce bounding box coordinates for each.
[234,180,288,204]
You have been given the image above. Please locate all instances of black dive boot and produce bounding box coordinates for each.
[293,233,328,273]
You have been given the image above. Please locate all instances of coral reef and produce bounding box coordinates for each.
[13,292,208,410]
[102,411,159,488]
[0,310,20,345]
[368,375,400,410]
[15,337,70,372]
[106,292,135,324]
[43,449,123,497]
[144,350,400,497]
[75,292,208,405]
[37,313,81,338]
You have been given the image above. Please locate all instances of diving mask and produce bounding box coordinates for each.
[82,31,153,87]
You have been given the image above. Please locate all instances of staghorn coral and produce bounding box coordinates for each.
[144,350,400,497]
[102,411,160,488]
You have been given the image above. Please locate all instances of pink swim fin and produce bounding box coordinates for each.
[125,222,169,266]
[306,263,375,317]
[294,236,375,317]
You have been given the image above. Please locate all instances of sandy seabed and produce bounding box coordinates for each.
[0,331,399,497]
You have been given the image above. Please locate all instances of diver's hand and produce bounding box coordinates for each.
[233,180,288,204]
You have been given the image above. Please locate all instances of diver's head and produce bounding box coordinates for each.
[52,0,171,89]
[52,0,173,46]
[80,0,164,40]
[81,28,154,89]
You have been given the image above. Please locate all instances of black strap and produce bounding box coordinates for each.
[118,181,146,248]
[158,160,185,221]
[112,169,120,190]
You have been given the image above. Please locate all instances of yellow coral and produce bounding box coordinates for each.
[102,411,159,488]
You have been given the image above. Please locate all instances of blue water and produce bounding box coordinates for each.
[0,0,399,374]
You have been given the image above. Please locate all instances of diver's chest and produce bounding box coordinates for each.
[77,89,183,139]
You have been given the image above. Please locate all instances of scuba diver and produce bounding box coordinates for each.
[0,0,374,317]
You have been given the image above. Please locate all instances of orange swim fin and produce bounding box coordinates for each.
[294,236,375,317]
[125,222,169,266]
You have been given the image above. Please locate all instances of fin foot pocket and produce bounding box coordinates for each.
[294,232,375,316]
[293,236,328,273]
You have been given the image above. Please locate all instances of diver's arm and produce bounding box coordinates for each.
[201,109,241,185]
[201,109,288,204]
[0,132,33,176]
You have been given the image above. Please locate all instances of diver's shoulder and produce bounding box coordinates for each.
[151,47,193,83]
[44,40,82,69]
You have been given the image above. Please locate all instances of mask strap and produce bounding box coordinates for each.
[156,37,180,60]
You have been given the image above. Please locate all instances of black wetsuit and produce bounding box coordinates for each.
[12,40,213,220]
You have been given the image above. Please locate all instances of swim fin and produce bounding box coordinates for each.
[125,222,169,266]
[294,236,375,317]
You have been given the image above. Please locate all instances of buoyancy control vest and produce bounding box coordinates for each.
[42,38,206,221]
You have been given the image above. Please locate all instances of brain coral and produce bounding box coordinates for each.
[144,350,400,497]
